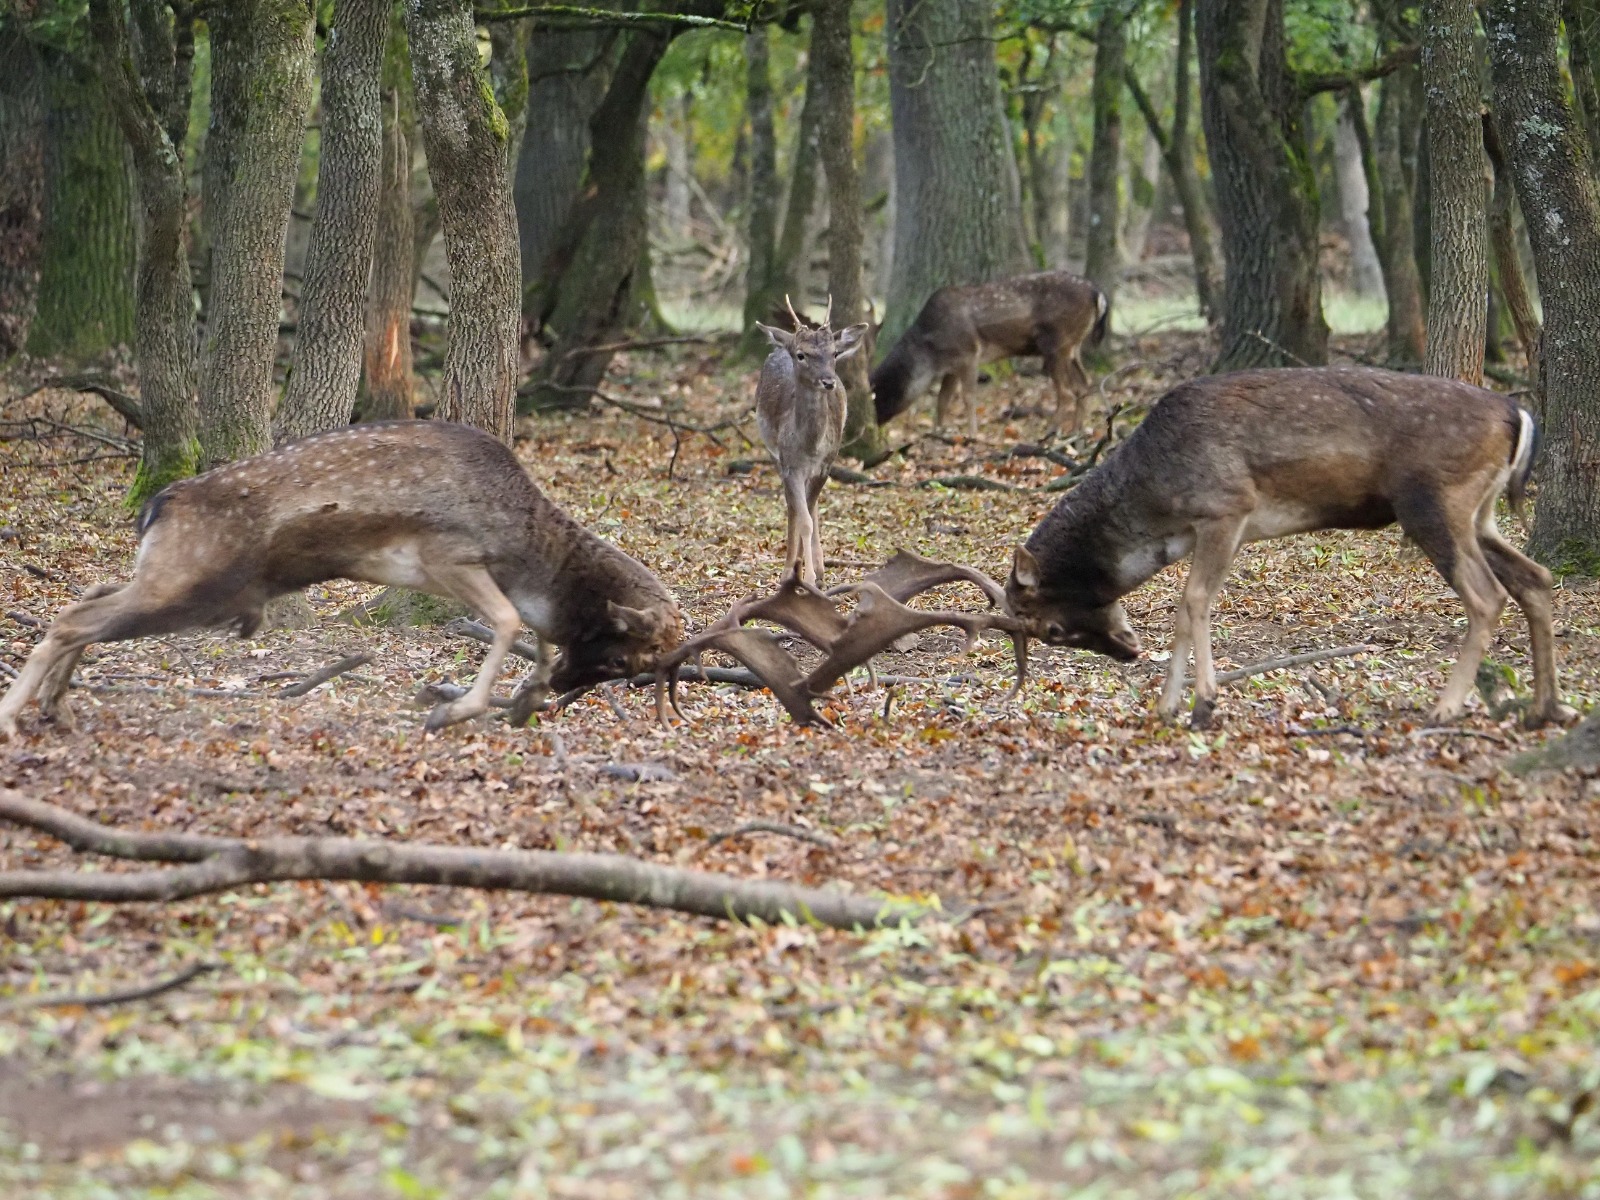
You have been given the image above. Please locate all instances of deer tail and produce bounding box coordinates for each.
[1088,288,1110,348]
[1506,403,1538,521]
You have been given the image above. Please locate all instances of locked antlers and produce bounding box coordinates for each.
[655,550,1029,726]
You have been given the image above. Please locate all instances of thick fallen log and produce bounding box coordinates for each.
[0,791,919,930]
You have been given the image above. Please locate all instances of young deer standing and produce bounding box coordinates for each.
[872,270,1108,438]
[1003,366,1578,728]
[755,299,868,585]
[0,422,682,738]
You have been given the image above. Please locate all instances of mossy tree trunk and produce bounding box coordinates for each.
[1485,0,1600,570]
[880,0,1029,351]
[1371,71,1427,365]
[742,24,779,338]
[487,15,531,181]
[27,60,136,360]
[1482,113,1541,375]
[1421,0,1486,384]
[0,27,45,360]
[1083,4,1125,327]
[198,0,315,466]
[406,0,521,441]
[89,0,202,507]
[1195,0,1328,370]
[812,0,879,461]
[1568,0,1600,175]
[363,20,418,423]
[277,0,387,444]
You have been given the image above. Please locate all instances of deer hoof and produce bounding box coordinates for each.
[1190,698,1215,730]
[1525,702,1581,730]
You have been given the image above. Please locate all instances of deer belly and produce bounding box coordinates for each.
[1243,501,1327,541]
[511,591,555,639]
[348,541,432,589]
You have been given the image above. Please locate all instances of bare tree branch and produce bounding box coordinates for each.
[1215,644,1372,685]
[0,961,217,1013]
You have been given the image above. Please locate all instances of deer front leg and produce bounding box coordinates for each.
[782,473,818,584]
[506,638,555,726]
[806,473,826,586]
[421,564,523,730]
[1160,520,1242,727]
[960,361,980,440]
[934,374,960,434]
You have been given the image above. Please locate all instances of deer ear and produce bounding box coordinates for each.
[755,322,794,351]
[1012,545,1042,591]
[608,600,661,637]
[833,323,870,362]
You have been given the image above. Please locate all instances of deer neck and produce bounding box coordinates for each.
[1028,468,1184,604]
[497,508,665,643]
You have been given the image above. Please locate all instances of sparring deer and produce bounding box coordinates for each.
[0,421,682,738]
[872,270,1108,438]
[755,297,869,585]
[1003,366,1578,729]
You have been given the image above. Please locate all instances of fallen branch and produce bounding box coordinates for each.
[0,791,921,930]
[558,334,722,360]
[0,960,216,1013]
[279,653,373,698]
[4,377,145,429]
[922,475,1021,492]
[445,617,544,663]
[1216,644,1371,685]
[707,822,840,851]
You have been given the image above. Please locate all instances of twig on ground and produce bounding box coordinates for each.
[922,475,1020,492]
[445,618,543,663]
[1411,727,1510,744]
[0,961,217,1013]
[280,653,374,698]
[1216,644,1371,685]
[0,790,918,930]
[558,334,720,360]
[706,821,840,851]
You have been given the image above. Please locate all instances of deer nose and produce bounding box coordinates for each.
[820,378,837,391]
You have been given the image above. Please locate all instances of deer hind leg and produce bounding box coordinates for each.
[1478,516,1577,728]
[418,563,524,731]
[1396,488,1508,722]
[1158,519,1244,727]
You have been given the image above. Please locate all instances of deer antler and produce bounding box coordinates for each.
[784,293,803,332]
[654,553,1029,726]
[822,293,833,328]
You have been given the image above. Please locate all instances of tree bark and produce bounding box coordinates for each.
[1564,0,1600,174]
[880,0,1028,351]
[364,86,417,421]
[1121,128,1162,267]
[488,16,532,180]
[1485,0,1600,569]
[1083,6,1125,320]
[1372,72,1427,364]
[1332,105,1385,299]
[27,61,137,360]
[89,0,201,507]
[199,0,315,467]
[1420,0,1486,383]
[1482,112,1540,376]
[1195,0,1328,370]
[406,0,522,442]
[277,0,387,444]
[811,0,878,460]
[527,27,669,408]
[742,24,779,336]
[0,26,43,360]
[743,54,822,350]
[513,28,609,322]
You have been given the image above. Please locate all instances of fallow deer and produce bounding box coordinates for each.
[1003,366,1578,729]
[872,270,1108,438]
[755,297,869,585]
[0,421,682,738]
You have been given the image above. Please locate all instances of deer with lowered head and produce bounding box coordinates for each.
[755,297,869,585]
[0,421,682,738]
[1003,366,1578,729]
[872,269,1108,438]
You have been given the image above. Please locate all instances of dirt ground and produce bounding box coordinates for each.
[2,332,1599,1198]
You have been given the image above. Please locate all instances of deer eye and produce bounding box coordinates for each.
[795,351,807,361]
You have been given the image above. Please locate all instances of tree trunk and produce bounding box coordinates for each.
[514,29,608,323]
[1564,0,1600,174]
[488,17,531,180]
[198,0,314,467]
[1044,107,1074,270]
[1121,129,1162,267]
[661,90,692,242]
[89,0,201,506]
[276,0,387,444]
[1485,0,1600,569]
[0,29,45,360]
[744,55,821,348]
[742,25,779,335]
[1332,105,1384,298]
[527,28,669,408]
[1482,112,1541,376]
[811,0,878,461]
[1195,0,1328,370]
[1372,72,1426,364]
[1420,0,1487,384]
[406,0,521,442]
[880,0,1028,351]
[363,84,416,422]
[1083,6,1125,320]
[27,62,136,360]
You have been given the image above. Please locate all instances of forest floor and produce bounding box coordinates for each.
[2,332,1599,1198]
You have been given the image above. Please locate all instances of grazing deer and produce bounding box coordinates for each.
[872,270,1108,438]
[0,422,682,738]
[1003,366,1577,729]
[755,297,869,585]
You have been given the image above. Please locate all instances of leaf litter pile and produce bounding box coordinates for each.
[3,333,1600,1198]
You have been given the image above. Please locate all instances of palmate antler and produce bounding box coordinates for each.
[655,551,1029,726]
